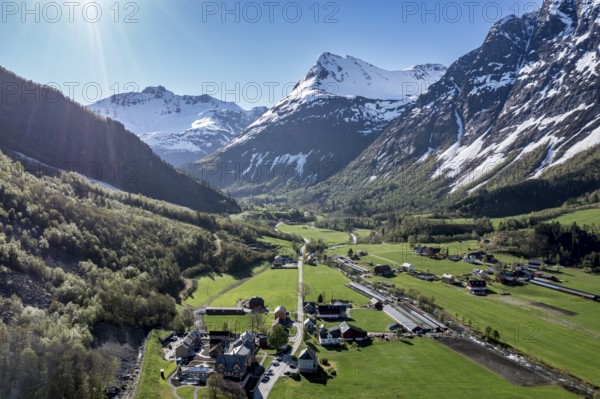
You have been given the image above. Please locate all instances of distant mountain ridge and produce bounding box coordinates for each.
[0,67,239,213]
[183,53,447,195]
[88,86,267,166]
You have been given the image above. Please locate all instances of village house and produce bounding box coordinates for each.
[304,318,317,334]
[174,330,201,359]
[318,326,342,346]
[297,348,319,374]
[318,304,348,320]
[303,302,317,315]
[374,264,393,276]
[273,305,287,321]
[467,279,487,295]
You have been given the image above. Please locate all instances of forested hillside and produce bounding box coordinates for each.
[0,150,279,398]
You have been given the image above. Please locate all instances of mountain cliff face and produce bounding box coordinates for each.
[316,0,600,216]
[183,53,446,196]
[0,67,239,213]
[88,87,267,166]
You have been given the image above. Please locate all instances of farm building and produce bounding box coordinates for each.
[334,256,369,274]
[528,259,543,269]
[467,280,487,295]
[497,270,517,284]
[345,282,386,303]
[205,307,245,316]
[318,304,348,319]
[274,255,295,266]
[414,246,441,257]
[374,264,393,276]
[401,263,415,273]
[370,297,383,310]
[297,348,319,373]
[318,326,342,345]
[273,305,287,321]
[383,304,446,333]
[247,297,266,311]
[339,322,368,341]
[415,273,436,282]
[530,279,599,300]
[442,274,456,284]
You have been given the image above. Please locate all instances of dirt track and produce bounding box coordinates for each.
[438,337,553,387]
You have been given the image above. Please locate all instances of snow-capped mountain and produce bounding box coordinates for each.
[88,86,267,166]
[184,53,446,195]
[317,0,600,216]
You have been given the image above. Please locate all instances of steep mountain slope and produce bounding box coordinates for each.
[0,67,239,213]
[183,53,446,196]
[316,0,600,217]
[88,86,267,166]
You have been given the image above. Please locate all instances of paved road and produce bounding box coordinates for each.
[350,232,357,245]
[254,241,307,399]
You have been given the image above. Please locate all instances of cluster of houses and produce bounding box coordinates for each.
[173,330,259,386]
[312,321,369,345]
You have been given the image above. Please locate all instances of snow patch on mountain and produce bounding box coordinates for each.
[292,53,446,103]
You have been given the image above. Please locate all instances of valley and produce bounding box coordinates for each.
[2,0,600,398]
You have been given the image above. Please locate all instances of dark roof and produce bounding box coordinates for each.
[468,280,487,288]
[318,305,347,313]
[339,322,367,335]
[298,348,317,361]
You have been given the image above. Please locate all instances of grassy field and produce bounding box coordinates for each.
[369,272,600,385]
[271,340,577,399]
[185,263,267,307]
[210,268,298,311]
[353,228,373,237]
[330,243,480,276]
[278,223,350,244]
[303,264,371,306]
[258,235,297,250]
[550,207,600,227]
[346,309,395,332]
[135,330,177,399]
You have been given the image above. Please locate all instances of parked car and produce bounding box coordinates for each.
[272,362,280,367]
[261,376,270,383]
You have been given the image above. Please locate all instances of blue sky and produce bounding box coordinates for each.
[0,0,543,109]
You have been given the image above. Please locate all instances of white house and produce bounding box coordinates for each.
[318,326,341,346]
[297,348,318,374]
[401,263,414,273]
